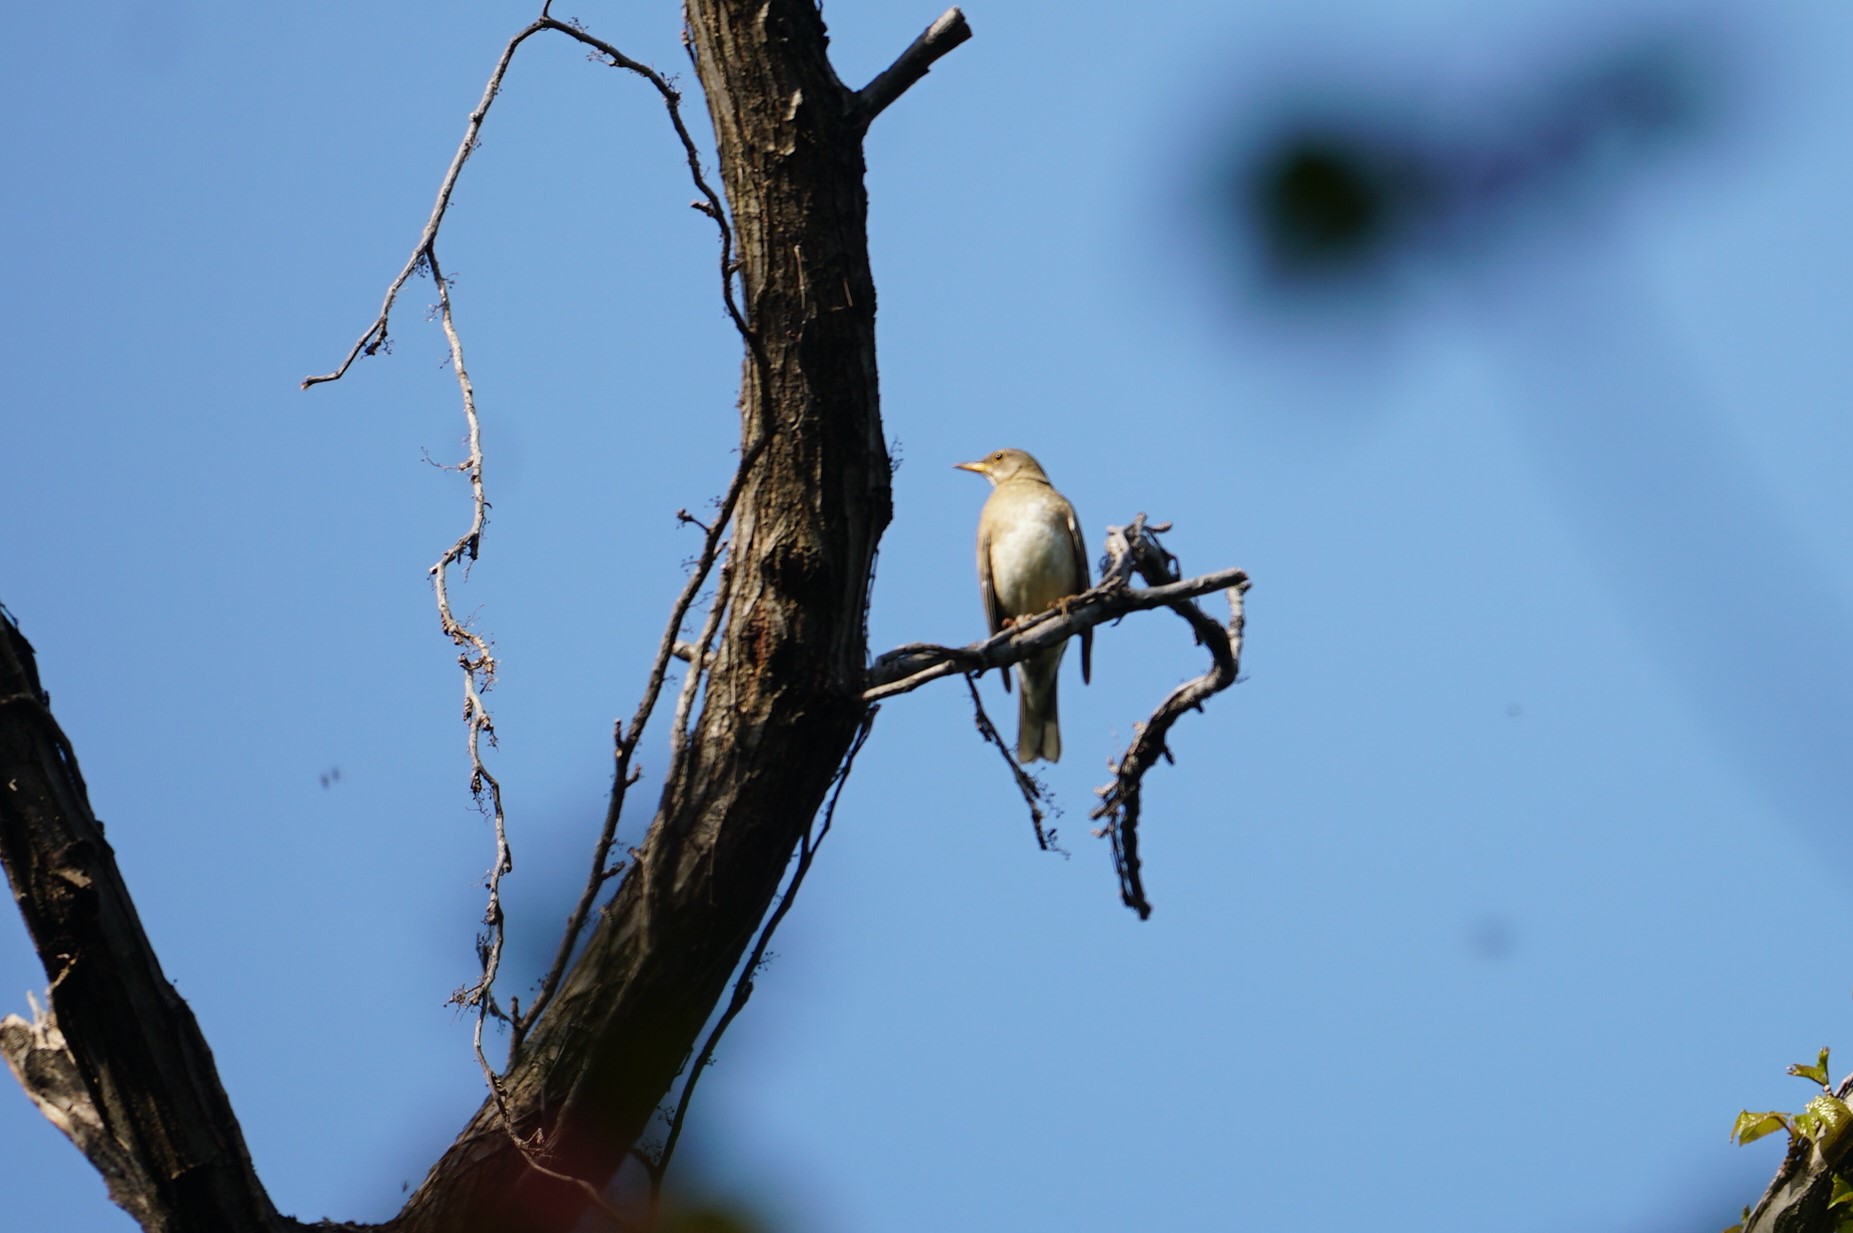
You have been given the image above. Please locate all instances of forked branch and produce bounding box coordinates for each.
[296,2,765,1071]
[1089,518,1249,919]
[302,13,742,391]
[867,517,1249,918]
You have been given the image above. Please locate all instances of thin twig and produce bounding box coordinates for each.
[1089,522,1250,919]
[302,14,747,390]
[427,242,518,1077]
[496,5,782,1046]
[302,19,553,389]
[473,1071,630,1231]
[544,18,750,342]
[515,425,772,1043]
[514,16,783,1040]
[647,711,878,1202]
[962,675,1058,852]
[669,553,733,761]
[296,17,775,1216]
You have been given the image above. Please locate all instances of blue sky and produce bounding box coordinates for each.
[4,1,1851,1229]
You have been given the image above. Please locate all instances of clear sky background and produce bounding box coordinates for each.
[4,1,1851,1230]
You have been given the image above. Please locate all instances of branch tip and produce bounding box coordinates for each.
[854,7,972,126]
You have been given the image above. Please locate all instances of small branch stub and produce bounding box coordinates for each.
[854,7,972,127]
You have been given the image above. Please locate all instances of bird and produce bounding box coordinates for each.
[955,448,1092,763]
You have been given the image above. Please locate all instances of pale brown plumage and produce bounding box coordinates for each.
[954,448,1092,763]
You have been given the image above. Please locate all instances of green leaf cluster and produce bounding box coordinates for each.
[1732,1050,1847,1149]
[1726,1049,1853,1233]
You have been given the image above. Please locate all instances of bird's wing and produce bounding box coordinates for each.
[1063,498,1093,685]
[977,508,1012,692]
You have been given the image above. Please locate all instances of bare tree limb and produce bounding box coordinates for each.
[1,1,1243,1228]
[872,518,1248,913]
[1,994,145,1227]
[961,675,1058,851]
[301,13,744,391]
[384,1,912,1226]
[541,18,749,340]
[515,437,768,1047]
[645,711,877,1205]
[863,572,1248,701]
[0,610,292,1233]
[419,240,526,1110]
[292,0,771,1096]
[865,521,1248,703]
[853,7,972,127]
[300,18,550,389]
[1089,518,1250,919]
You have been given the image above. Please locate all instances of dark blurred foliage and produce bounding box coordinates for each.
[1247,129,1433,278]
[1224,24,1720,286]
[652,1200,767,1233]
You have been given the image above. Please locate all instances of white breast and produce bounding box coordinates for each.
[989,513,1075,618]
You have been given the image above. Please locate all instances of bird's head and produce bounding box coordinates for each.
[954,448,1049,486]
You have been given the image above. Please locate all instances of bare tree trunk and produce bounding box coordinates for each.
[390,5,898,1224]
[3,0,917,1224]
[0,621,289,1233]
[8,1,1222,1228]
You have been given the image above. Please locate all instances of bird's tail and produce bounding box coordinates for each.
[1016,655,1062,764]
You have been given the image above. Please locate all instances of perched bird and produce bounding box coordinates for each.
[955,448,1093,763]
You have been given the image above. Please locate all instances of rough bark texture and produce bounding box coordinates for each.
[0,619,289,1233]
[0,5,1815,1231]
[3,0,897,1227]
[385,2,891,1230]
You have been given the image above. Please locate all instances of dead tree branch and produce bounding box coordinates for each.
[864,561,1250,703]
[0,611,292,1233]
[869,517,1248,916]
[300,19,549,390]
[382,2,958,1228]
[1091,518,1250,919]
[420,239,523,1104]
[853,7,972,127]
[961,675,1057,851]
[0,995,140,1215]
[645,711,877,1205]
[296,0,763,1089]
[301,15,742,391]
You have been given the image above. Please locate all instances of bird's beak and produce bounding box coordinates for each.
[953,460,988,475]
